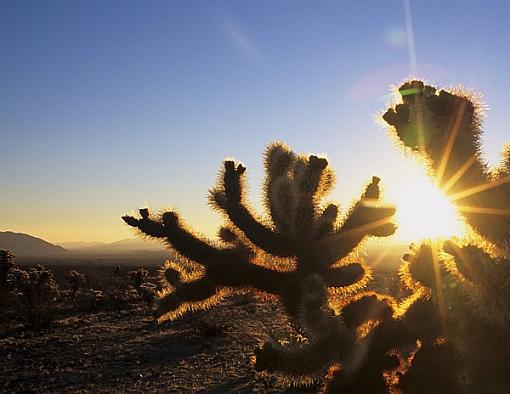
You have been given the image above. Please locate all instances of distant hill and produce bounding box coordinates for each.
[58,241,104,249]
[0,231,67,257]
[58,238,167,255]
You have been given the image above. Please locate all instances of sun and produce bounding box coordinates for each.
[386,175,465,242]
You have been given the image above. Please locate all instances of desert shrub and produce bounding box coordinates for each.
[0,249,15,304]
[138,282,157,305]
[7,264,60,327]
[129,267,148,287]
[61,269,107,311]
[99,267,156,309]
[123,81,509,392]
[73,288,105,310]
[129,267,157,306]
[66,269,87,297]
[99,265,132,309]
[195,315,225,338]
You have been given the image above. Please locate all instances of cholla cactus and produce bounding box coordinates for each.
[384,81,510,392]
[129,267,156,305]
[124,143,429,390]
[129,267,148,288]
[383,80,510,250]
[8,264,60,327]
[124,143,397,322]
[253,247,441,392]
[74,288,105,310]
[121,82,510,391]
[396,241,510,392]
[66,269,87,298]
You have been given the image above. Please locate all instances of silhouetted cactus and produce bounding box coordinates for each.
[384,81,510,392]
[129,267,148,289]
[252,250,438,392]
[383,80,510,250]
[124,143,423,390]
[7,264,60,327]
[124,143,396,323]
[66,269,87,298]
[396,241,510,392]
[129,267,156,305]
[122,81,509,392]
[73,287,105,310]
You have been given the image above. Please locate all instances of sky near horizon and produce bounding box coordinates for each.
[1,0,509,243]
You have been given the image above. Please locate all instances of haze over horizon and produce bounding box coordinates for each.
[2,1,509,243]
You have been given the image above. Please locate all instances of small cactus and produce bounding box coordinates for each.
[66,269,87,298]
[7,264,60,327]
[129,267,156,305]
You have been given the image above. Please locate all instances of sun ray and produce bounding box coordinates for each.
[404,0,417,75]
[457,205,510,216]
[441,155,477,194]
[431,241,447,335]
[449,175,510,202]
[368,245,393,270]
[335,217,394,240]
[445,241,477,282]
[435,102,468,186]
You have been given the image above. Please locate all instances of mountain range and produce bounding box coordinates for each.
[0,231,166,258]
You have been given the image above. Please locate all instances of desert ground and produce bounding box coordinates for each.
[0,262,322,393]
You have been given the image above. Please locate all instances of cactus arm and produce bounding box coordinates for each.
[233,262,289,294]
[293,155,331,243]
[254,338,340,378]
[310,206,396,268]
[205,254,289,295]
[123,208,222,263]
[255,275,353,377]
[315,204,339,237]
[325,264,365,288]
[308,177,395,267]
[154,277,219,320]
[442,241,510,327]
[122,213,167,238]
[265,176,293,235]
[263,142,295,235]
[383,81,510,248]
[339,293,394,331]
[218,160,296,257]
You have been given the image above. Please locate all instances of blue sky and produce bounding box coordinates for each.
[1,0,509,242]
